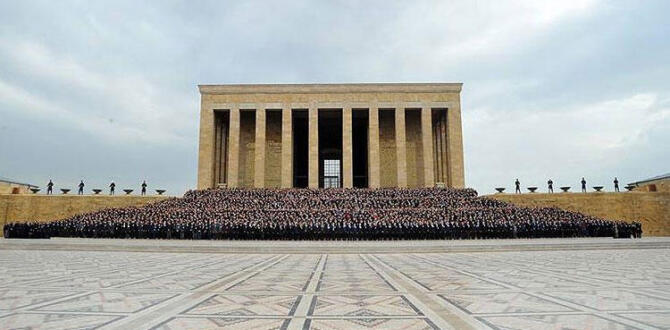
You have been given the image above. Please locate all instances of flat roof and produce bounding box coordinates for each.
[199,83,463,94]
[0,176,38,188]
[630,172,670,186]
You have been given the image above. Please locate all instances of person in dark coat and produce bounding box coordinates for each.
[547,179,554,193]
[141,181,147,196]
[109,181,116,195]
[47,180,54,195]
[614,177,620,192]
[78,180,85,195]
[515,179,521,194]
[581,177,587,193]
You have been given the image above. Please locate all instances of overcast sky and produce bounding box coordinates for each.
[1,0,668,195]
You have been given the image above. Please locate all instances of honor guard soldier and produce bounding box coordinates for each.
[581,177,587,192]
[109,181,116,195]
[47,180,54,195]
[141,180,147,196]
[515,179,521,194]
[78,180,85,195]
[547,179,554,193]
[614,177,620,192]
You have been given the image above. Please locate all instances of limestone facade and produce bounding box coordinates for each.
[0,195,168,232]
[197,83,465,189]
[631,176,670,193]
[490,192,670,236]
[0,179,37,195]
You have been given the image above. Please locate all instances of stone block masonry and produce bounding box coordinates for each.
[197,83,465,189]
[490,192,670,236]
[0,195,169,232]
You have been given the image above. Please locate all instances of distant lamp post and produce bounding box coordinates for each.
[560,187,571,192]
[495,187,505,193]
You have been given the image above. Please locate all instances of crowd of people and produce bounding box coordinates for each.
[3,188,642,240]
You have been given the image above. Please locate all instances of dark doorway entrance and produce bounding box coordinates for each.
[292,110,308,188]
[318,110,342,188]
[352,110,369,188]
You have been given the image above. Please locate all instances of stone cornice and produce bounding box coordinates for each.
[199,83,462,95]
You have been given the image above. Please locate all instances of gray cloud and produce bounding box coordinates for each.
[0,0,668,195]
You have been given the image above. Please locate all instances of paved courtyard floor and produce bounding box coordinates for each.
[1,238,670,329]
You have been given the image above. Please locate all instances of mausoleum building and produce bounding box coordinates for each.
[196,83,464,189]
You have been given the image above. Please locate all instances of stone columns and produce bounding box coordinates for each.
[342,106,353,188]
[308,106,319,188]
[196,102,214,189]
[440,112,448,185]
[254,108,266,188]
[447,102,465,188]
[368,106,380,188]
[434,112,446,184]
[227,106,240,188]
[215,115,228,186]
[421,107,435,187]
[395,106,407,188]
[281,107,293,188]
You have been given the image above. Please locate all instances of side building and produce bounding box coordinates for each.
[0,177,38,194]
[196,83,465,189]
[630,173,670,193]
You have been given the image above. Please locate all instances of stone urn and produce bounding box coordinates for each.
[560,186,571,192]
[123,189,133,195]
[593,186,604,192]
[156,189,166,195]
[527,187,538,193]
[495,187,505,193]
[30,188,40,194]
[60,189,70,194]
[92,189,102,195]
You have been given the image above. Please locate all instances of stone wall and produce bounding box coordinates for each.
[489,192,670,236]
[634,178,670,193]
[379,110,397,187]
[0,182,33,195]
[0,195,169,232]
[239,111,256,187]
[265,111,283,188]
[406,110,423,188]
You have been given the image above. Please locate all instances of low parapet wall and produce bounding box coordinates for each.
[0,194,170,231]
[488,192,670,236]
[2,192,668,237]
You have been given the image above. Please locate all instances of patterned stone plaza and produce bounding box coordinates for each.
[1,238,670,329]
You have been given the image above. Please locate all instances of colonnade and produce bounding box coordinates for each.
[206,105,459,189]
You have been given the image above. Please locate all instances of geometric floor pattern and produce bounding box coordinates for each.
[1,241,670,329]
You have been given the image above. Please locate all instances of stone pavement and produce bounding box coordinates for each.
[1,238,669,329]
